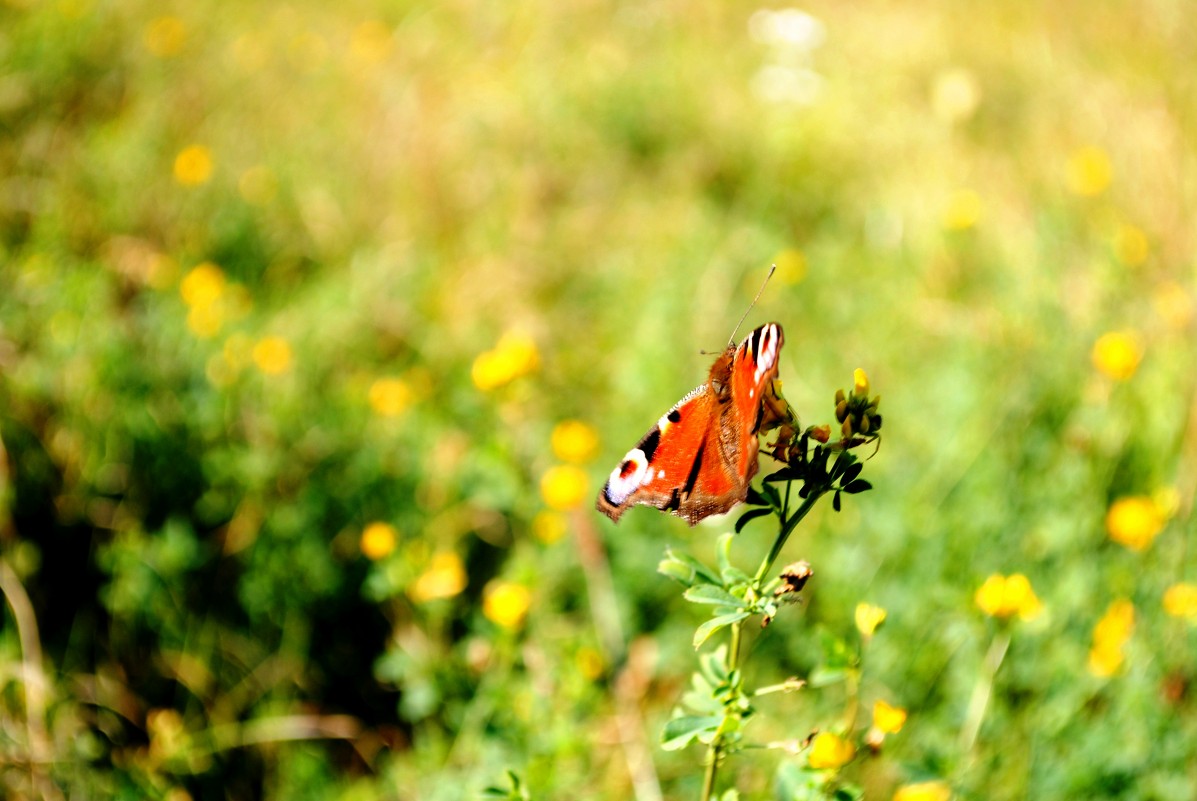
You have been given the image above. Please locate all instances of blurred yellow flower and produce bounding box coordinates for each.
[174,145,213,186]
[1163,583,1197,621]
[349,20,392,65]
[540,465,588,510]
[238,165,277,206]
[1067,145,1112,196]
[1113,224,1149,266]
[483,580,532,630]
[551,420,599,463]
[144,16,187,58]
[472,331,539,391]
[409,551,467,602]
[931,67,980,123]
[807,731,855,770]
[369,377,412,417]
[252,336,293,375]
[180,262,225,308]
[187,304,224,339]
[855,602,887,637]
[1088,598,1134,677]
[975,573,1042,620]
[1091,330,1143,381]
[1106,496,1164,551]
[873,699,907,734]
[1153,282,1194,331]
[575,645,605,680]
[893,780,952,801]
[942,189,983,231]
[531,510,568,544]
[773,249,807,285]
[360,522,398,560]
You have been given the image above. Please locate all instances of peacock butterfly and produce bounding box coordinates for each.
[596,322,786,525]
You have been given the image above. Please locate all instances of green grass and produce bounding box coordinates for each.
[1,1,1195,799]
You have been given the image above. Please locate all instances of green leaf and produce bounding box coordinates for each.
[833,786,865,801]
[745,485,772,507]
[684,584,744,607]
[693,610,751,647]
[717,532,736,573]
[764,466,805,483]
[843,479,872,494]
[840,462,863,484]
[661,715,721,750]
[735,507,773,533]
[658,548,721,587]
[832,491,841,512]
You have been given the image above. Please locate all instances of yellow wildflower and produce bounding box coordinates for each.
[551,420,599,463]
[187,304,223,339]
[144,16,187,58]
[349,20,392,66]
[360,522,397,560]
[1106,496,1164,551]
[531,510,568,545]
[873,700,907,734]
[1152,282,1193,331]
[180,262,225,308]
[483,580,532,630]
[369,377,412,417]
[409,551,467,602]
[252,336,293,375]
[1163,583,1197,621]
[540,465,588,511]
[1113,224,1149,267]
[174,145,213,186]
[1088,599,1134,677]
[772,249,807,285]
[1067,146,1112,197]
[942,189,982,231]
[1091,330,1143,381]
[855,602,887,638]
[471,331,539,390]
[575,646,605,680]
[893,780,952,801]
[975,573,1042,620]
[853,368,870,397]
[807,731,855,770]
[931,67,980,123]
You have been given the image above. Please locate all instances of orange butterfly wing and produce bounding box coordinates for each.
[596,323,785,526]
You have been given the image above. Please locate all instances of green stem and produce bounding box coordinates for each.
[958,629,1011,756]
[700,489,827,801]
[700,616,744,801]
[753,490,825,588]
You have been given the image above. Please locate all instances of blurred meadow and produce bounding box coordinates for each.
[1,0,1196,799]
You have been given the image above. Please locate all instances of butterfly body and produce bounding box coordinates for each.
[596,322,785,525]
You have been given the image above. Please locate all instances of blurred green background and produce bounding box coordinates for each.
[1,0,1194,799]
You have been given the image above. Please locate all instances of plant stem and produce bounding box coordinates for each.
[700,616,744,801]
[700,490,827,801]
[958,629,1011,756]
[753,491,824,588]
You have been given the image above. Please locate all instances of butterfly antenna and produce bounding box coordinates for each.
[727,264,776,346]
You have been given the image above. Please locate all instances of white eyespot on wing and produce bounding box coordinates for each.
[603,449,649,505]
[657,469,665,479]
[752,324,780,384]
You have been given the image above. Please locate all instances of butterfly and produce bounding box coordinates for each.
[596,322,786,525]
